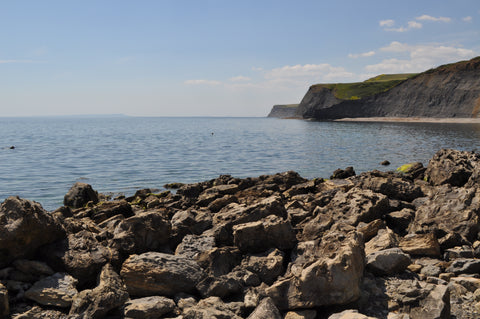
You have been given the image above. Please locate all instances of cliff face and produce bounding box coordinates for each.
[267,104,299,118]
[295,56,480,119]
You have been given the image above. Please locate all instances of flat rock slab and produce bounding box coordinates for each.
[121,252,206,297]
[25,273,78,308]
[124,296,176,318]
[366,248,411,275]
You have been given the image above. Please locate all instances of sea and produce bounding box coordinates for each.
[1,116,480,211]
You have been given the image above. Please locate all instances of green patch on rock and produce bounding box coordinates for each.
[397,163,414,174]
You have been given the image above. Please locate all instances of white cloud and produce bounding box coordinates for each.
[265,63,353,80]
[384,20,422,32]
[463,16,473,23]
[416,14,451,22]
[0,59,35,64]
[229,75,251,82]
[366,42,476,73]
[407,21,422,29]
[379,19,395,27]
[348,51,375,58]
[184,79,221,86]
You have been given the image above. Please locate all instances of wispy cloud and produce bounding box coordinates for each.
[381,19,423,32]
[264,63,355,83]
[229,75,251,82]
[0,59,36,64]
[184,79,222,86]
[348,51,375,59]
[366,41,476,73]
[463,16,473,23]
[416,14,451,23]
[379,19,395,27]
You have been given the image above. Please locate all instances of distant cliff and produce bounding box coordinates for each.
[291,56,480,120]
[267,104,299,118]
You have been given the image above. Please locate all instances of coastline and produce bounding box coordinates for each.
[2,149,480,318]
[334,117,480,123]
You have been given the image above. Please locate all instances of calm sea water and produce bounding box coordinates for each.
[1,116,480,211]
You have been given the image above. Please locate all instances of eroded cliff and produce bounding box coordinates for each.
[294,56,480,120]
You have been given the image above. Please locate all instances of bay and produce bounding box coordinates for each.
[1,116,480,211]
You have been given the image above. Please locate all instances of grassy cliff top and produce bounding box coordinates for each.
[310,73,417,100]
[273,104,299,108]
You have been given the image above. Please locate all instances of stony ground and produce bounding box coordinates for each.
[1,148,480,319]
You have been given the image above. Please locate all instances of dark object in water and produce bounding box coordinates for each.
[380,160,390,166]
[9,146,15,149]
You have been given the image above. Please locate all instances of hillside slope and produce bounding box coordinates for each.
[295,57,480,119]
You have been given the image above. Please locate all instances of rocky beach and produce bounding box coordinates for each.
[1,149,480,318]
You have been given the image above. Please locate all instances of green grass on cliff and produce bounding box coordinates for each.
[312,73,417,100]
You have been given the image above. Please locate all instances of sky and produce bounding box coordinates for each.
[1,0,479,117]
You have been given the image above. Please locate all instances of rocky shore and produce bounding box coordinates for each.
[1,149,480,318]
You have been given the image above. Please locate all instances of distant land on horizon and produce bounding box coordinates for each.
[268,56,480,120]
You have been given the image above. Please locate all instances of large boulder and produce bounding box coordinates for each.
[123,296,176,319]
[111,210,171,255]
[120,252,206,297]
[408,185,480,243]
[233,215,296,253]
[25,273,78,308]
[64,182,99,208]
[241,249,285,285]
[266,228,365,309]
[0,196,65,267]
[69,264,129,318]
[425,149,480,187]
[41,230,120,288]
[366,248,411,276]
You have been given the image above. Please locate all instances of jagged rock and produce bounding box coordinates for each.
[357,219,386,242]
[86,200,133,224]
[331,167,356,179]
[284,310,317,319]
[0,196,65,267]
[247,297,282,319]
[41,230,120,288]
[323,188,390,226]
[425,149,480,187]
[195,247,242,277]
[10,306,69,319]
[233,215,296,253]
[70,264,129,318]
[283,180,317,197]
[111,210,171,255]
[266,229,364,309]
[24,273,78,307]
[175,234,216,259]
[408,185,480,243]
[120,252,206,297]
[399,233,441,257]
[241,249,285,285]
[213,195,287,227]
[328,309,378,319]
[409,284,450,319]
[385,209,414,234]
[64,182,99,208]
[353,172,423,202]
[365,228,399,255]
[0,283,8,319]
[366,248,411,276]
[446,258,480,275]
[450,276,480,292]
[123,296,176,318]
[171,209,212,236]
[207,195,238,213]
[196,273,243,298]
[183,296,242,319]
[443,245,474,260]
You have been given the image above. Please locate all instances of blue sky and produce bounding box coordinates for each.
[1,0,479,117]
